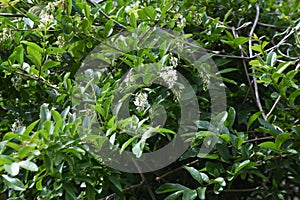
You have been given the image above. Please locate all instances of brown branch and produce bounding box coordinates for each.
[100,181,145,200]
[132,160,157,200]
[155,159,201,181]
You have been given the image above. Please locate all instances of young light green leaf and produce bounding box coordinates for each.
[258,141,277,149]
[23,119,40,136]
[120,136,138,154]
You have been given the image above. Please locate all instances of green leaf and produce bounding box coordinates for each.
[86,183,96,200]
[234,160,250,174]
[51,109,62,122]
[216,144,230,161]
[233,37,249,46]
[225,107,236,129]
[223,8,233,22]
[39,104,51,123]
[63,184,77,199]
[247,111,263,131]
[36,179,43,191]
[132,140,144,158]
[4,162,20,176]
[184,166,209,184]
[104,20,114,37]
[46,47,65,54]
[156,183,188,194]
[23,119,40,136]
[164,191,184,200]
[275,133,291,149]
[130,13,137,28]
[258,141,277,149]
[216,68,239,75]
[266,52,277,67]
[183,189,197,200]
[276,62,292,74]
[120,136,138,154]
[197,187,206,199]
[19,160,38,172]
[43,60,60,69]
[288,89,300,105]
[2,175,26,191]
[108,176,122,192]
[21,41,43,53]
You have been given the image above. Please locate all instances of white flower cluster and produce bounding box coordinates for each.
[169,55,178,68]
[159,66,178,89]
[177,14,186,29]
[57,35,65,48]
[192,12,203,25]
[11,76,22,91]
[11,119,22,132]
[0,28,13,43]
[133,92,149,112]
[124,69,135,86]
[38,2,57,29]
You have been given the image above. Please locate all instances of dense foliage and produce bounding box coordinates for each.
[0,0,299,199]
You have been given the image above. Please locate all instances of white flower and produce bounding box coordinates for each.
[57,35,65,48]
[159,66,178,88]
[124,69,135,86]
[169,56,178,68]
[11,76,22,91]
[177,14,186,29]
[133,92,148,111]
[11,119,22,132]
[0,28,13,43]
[38,5,55,29]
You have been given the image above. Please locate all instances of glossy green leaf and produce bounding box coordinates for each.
[4,162,20,176]
[156,183,188,194]
[266,52,277,67]
[258,141,277,149]
[19,160,38,172]
[2,175,26,191]
[184,166,209,184]
[247,111,263,131]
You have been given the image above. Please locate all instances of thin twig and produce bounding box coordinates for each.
[249,2,267,120]
[155,159,201,181]
[0,13,24,17]
[132,160,157,200]
[156,134,278,180]
[101,181,145,200]
[15,71,59,90]
[207,186,260,193]
[266,96,281,120]
[87,0,126,29]
[231,26,255,101]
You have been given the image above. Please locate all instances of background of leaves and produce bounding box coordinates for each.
[0,0,299,199]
